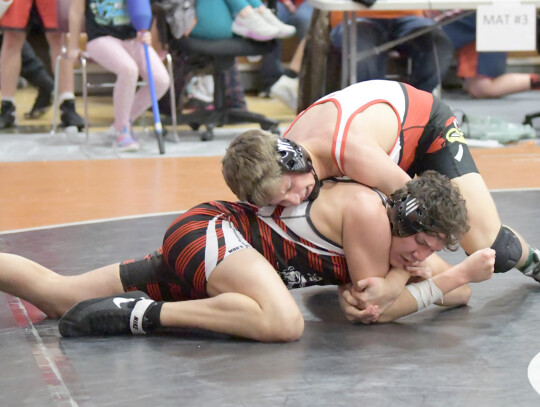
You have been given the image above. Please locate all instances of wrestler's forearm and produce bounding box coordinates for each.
[376,264,471,323]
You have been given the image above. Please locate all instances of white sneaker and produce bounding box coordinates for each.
[260,9,296,38]
[232,11,280,41]
[270,75,299,111]
[187,75,214,104]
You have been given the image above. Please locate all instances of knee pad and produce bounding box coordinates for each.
[490,226,522,273]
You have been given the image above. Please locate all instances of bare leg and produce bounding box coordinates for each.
[452,173,530,267]
[0,31,26,98]
[0,253,124,318]
[159,248,304,342]
[45,31,74,95]
[465,74,532,99]
[288,38,306,74]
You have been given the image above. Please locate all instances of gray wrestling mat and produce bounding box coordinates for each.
[0,190,539,406]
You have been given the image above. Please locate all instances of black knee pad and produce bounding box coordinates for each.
[490,226,522,273]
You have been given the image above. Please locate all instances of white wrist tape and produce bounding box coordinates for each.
[405,279,444,310]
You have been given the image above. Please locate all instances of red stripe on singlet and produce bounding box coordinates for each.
[175,235,206,276]
[332,256,348,283]
[147,283,162,301]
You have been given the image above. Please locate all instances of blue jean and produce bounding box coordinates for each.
[330,16,454,92]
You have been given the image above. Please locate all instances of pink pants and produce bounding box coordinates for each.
[86,36,170,132]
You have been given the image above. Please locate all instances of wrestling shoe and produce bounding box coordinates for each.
[59,291,158,337]
[522,248,540,282]
[24,86,53,119]
[232,11,280,41]
[260,9,296,38]
[0,100,16,130]
[60,99,85,130]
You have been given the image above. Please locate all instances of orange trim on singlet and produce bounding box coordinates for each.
[457,42,478,79]
[398,83,434,171]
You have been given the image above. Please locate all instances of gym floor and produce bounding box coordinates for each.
[1,87,540,406]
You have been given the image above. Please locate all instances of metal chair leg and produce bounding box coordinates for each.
[50,54,62,135]
[166,53,179,142]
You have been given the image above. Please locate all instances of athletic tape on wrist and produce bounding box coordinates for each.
[405,279,444,310]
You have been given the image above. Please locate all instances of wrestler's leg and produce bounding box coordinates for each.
[159,248,304,342]
[452,173,531,267]
[0,253,124,318]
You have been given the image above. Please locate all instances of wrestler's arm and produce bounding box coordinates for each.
[376,248,495,323]
[340,191,413,318]
[343,104,412,196]
[340,252,473,323]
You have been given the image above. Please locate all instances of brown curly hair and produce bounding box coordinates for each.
[390,171,469,251]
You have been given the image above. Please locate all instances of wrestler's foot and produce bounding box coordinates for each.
[60,99,84,130]
[521,248,540,282]
[59,291,157,337]
[0,100,16,130]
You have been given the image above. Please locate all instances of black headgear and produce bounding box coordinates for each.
[276,138,320,200]
[276,138,312,173]
[387,193,436,237]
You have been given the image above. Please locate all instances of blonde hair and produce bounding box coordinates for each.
[222,129,284,205]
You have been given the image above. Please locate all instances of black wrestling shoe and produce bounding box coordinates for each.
[24,86,53,119]
[0,100,16,130]
[523,248,540,282]
[59,291,157,337]
[60,99,84,130]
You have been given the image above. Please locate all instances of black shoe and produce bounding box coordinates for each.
[523,248,540,282]
[24,87,53,119]
[60,99,84,130]
[59,291,157,337]
[0,100,16,130]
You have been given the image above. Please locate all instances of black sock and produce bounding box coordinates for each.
[284,68,298,79]
[144,301,164,332]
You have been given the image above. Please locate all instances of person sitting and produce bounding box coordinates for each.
[329,10,454,93]
[190,0,296,42]
[68,0,171,152]
[443,12,540,98]
[258,0,314,111]
[0,0,84,130]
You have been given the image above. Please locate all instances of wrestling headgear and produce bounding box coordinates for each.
[387,193,437,237]
[276,138,320,200]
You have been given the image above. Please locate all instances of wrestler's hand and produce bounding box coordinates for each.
[352,277,400,317]
[459,248,495,283]
[405,262,432,279]
[337,284,381,324]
